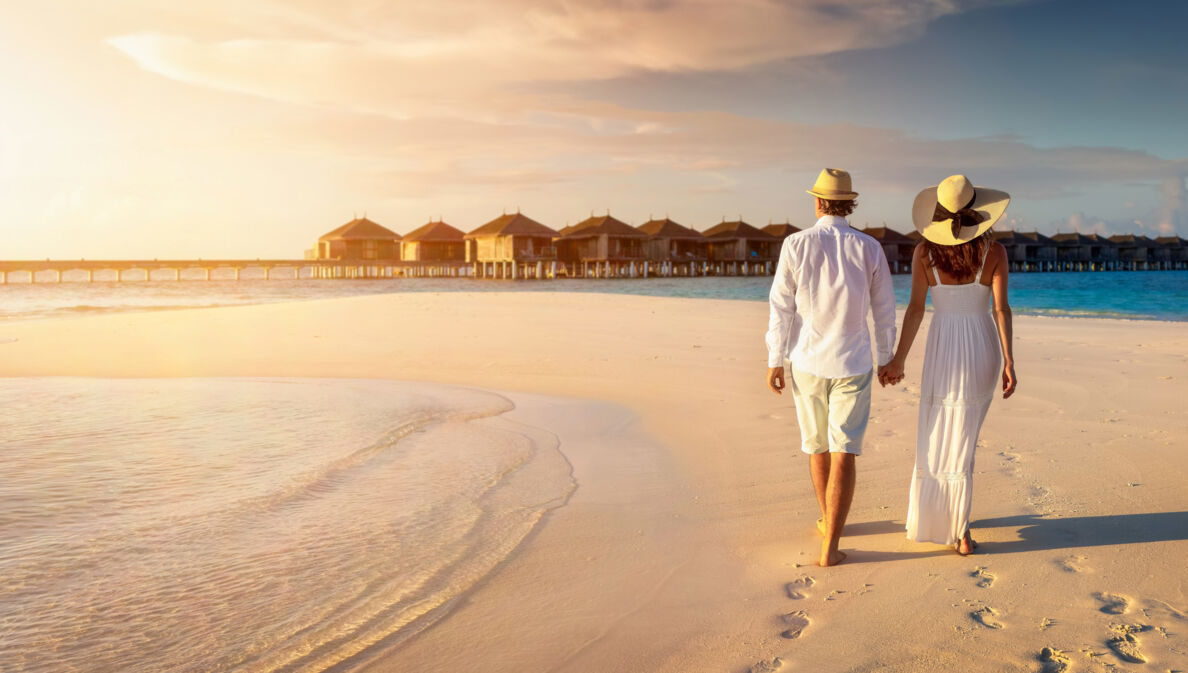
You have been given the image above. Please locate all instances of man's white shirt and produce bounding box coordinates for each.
[766,215,897,377]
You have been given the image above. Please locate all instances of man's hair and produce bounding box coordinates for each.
[817,197,857,217]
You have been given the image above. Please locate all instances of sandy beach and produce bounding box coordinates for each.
[2,291,1185,672]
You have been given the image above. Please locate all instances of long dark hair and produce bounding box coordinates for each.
[924,231,993,281]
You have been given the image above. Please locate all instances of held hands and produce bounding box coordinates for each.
[767,366,785,395]
[878,359,905,387]
[1002,363,1017,399]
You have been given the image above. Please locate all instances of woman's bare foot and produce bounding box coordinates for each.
[819,549,847,567]
[956,532,977,556]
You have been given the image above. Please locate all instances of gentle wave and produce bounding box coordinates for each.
[0,378,575,673]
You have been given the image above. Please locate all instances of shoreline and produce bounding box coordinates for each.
[3,271,1188,325]
[2,292,1188,328]
[2,292,1186,672]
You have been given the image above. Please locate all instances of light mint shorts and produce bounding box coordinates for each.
[789,367,873,455]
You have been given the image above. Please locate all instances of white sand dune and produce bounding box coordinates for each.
[1,292,1185,672]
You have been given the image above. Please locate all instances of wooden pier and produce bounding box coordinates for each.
[0,259,474,283]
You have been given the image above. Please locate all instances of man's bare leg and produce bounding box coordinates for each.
[810,453,830,534]
[820,452,856,567]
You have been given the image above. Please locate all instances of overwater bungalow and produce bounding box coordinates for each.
[860,226,916,273]
[701,219,779,276]
[1145,235,1173,269]
[1155,236,1188,268]
[995,231,1058,271]
[1082,234,1120,268]
[309,217,401,261]
[1108,234,1161,270]
[1050,233,1095,269]
[465,211,558,279]
[637,217,707,276]
[401,219,466,262]
[555,213,648,278]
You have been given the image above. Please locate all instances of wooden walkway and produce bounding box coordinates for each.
[0,259,473,283]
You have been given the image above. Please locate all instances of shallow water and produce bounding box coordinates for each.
[0,378,574,673]
[1,270,1185,322]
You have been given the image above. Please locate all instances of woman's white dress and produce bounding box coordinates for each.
[906,247,1000,545]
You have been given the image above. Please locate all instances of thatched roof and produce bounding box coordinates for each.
[403,220,465,242]
[995,230,1057,245]
[558,214,647,239]
[860,226,914,243]
[1083,234,1117,246]
[762,223,801,239]
[319,217,400,241]
[1155,235,1188,247]
[1050,233,1098,245]
[1109,234,1159,247]
[637,217,703,240]
[701,219,776,241]
[1015,231,1058,245]
[906,230,923,241]
[466,212,557,239]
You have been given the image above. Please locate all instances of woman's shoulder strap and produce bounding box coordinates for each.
[977,239,993,280]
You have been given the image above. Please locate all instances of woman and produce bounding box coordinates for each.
[880,174,1017,556]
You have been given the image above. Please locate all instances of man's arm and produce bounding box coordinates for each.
[869,242,897,369]
[766,238,798,371]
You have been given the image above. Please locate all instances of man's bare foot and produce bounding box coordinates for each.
[819,549,847,567]
[816,518,826,536]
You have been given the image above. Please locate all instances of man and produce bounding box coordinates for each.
[765,168,897,567]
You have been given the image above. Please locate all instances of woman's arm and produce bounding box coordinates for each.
[882,244,930,385]
[989,242,1017,398]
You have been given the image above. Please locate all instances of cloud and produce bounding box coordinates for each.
[13,0,1186,256]
[1057,175,1188,237]
[107,0,1022,121]
[230,102,1187,203]
[103,0,1184,203]
[1157,175,1187,235]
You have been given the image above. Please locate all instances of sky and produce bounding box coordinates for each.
[1,0,1186,259]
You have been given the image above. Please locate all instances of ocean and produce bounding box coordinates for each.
[1,270,1186,323]
[0,378,575,673]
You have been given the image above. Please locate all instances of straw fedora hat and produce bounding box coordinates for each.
[806,168,858,200]
[912,174,1010,245]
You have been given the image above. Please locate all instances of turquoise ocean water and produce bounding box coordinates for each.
[1,270,1186,322]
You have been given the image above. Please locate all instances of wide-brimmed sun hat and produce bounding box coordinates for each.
[806,168,858,200]
[912,174,1010,245]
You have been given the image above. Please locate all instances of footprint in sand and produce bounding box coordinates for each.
[1036,647,1071,673]
[1094,592,1131,615]
[998,450,1022,475]
[972,566,997,588]
[1105,623,1150,663]
[785,576,816,600]
[780,611,810,639]
[748,657,784,672]
[1026,483,1052,508]
[971,606,1004,629]
[1057,555,1089,573]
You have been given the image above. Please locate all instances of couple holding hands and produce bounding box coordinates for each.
[766,169,1017,567]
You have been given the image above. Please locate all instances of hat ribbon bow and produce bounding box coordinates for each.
[932,192,986,239]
